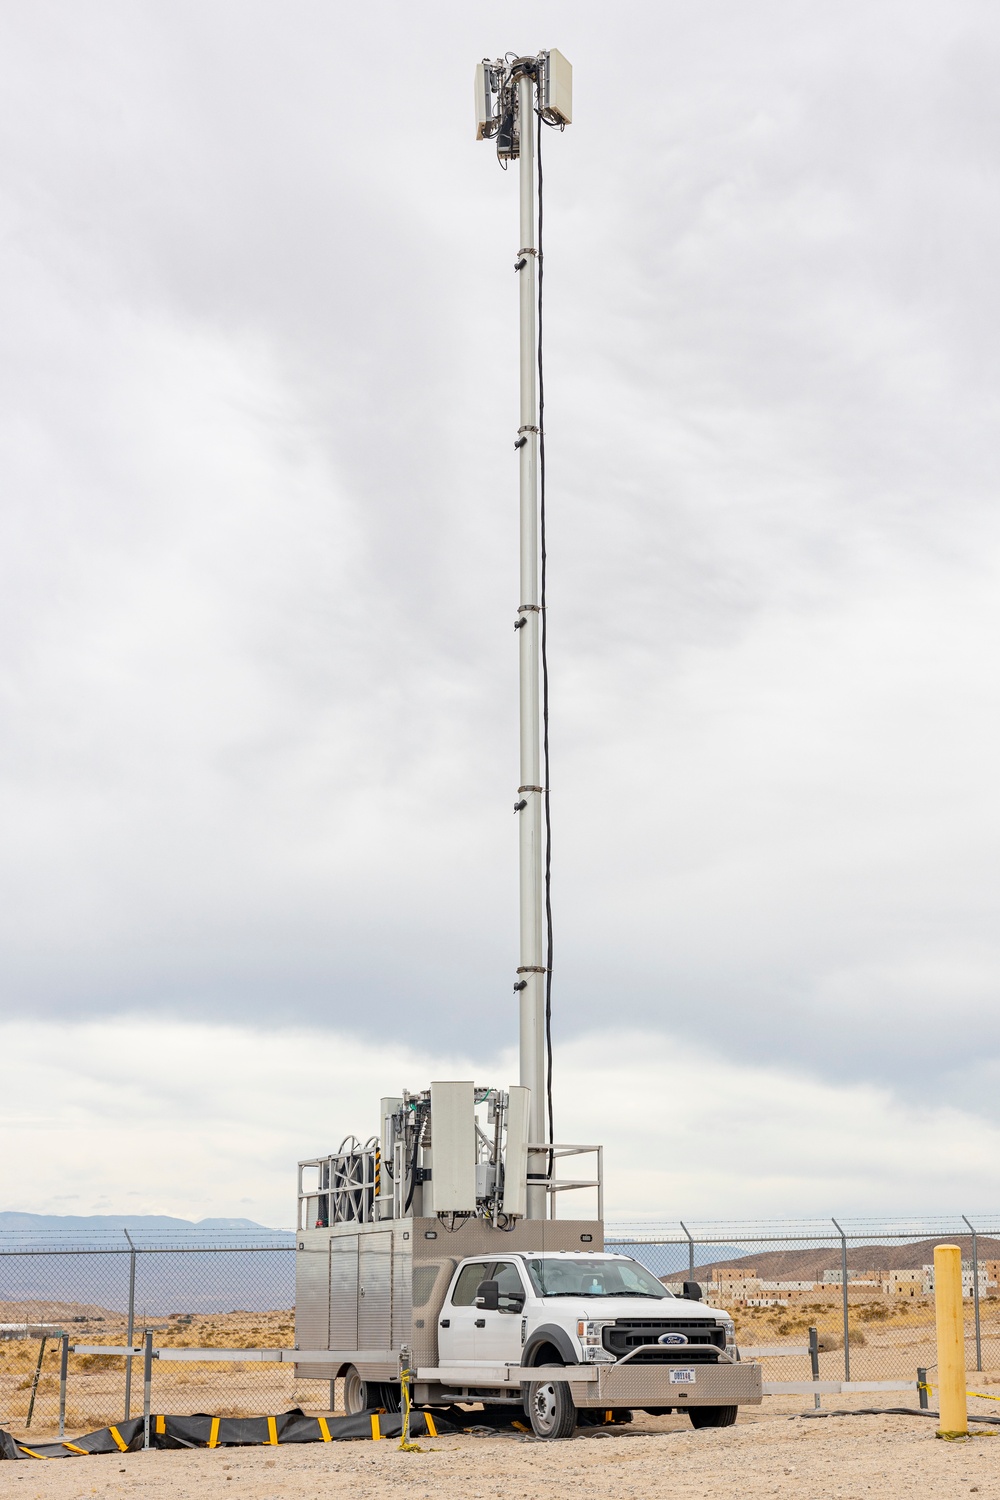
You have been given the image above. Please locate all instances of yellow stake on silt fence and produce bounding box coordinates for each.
[934,1244,968,1439]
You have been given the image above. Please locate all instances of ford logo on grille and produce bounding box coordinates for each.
[657,1332,688,1345]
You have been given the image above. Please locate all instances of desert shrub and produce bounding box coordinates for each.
[73,1353,120,1371]
[860,1303,889,1322]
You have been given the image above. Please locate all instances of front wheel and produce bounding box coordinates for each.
[689,1405,737,1429]
[526,1366,577,1440]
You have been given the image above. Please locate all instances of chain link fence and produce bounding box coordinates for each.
[611,1215,1000,1415]
[0,1232,300,1440]
[3,1216,999,1439]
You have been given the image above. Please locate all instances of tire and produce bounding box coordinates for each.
[342,1366,371,1415]
[689,1405,737,1429]
[525,1365,577,1441]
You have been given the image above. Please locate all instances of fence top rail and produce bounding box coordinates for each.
[0,1241,295,1256]
[607,1223,1000,1243]
[606,1234,1000,1248]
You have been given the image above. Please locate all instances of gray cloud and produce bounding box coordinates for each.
[1,1,999,1123]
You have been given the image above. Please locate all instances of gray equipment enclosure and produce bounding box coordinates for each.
[295,1218,603,1386]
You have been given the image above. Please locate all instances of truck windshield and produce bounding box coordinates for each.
[524,1257,669,1299]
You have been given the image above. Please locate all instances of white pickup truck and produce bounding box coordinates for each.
[424,1249,761,1438]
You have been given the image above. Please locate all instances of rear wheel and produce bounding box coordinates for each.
[689,1405,737,1429]
[342,1366,371,1415]
[526,1366,577,1440]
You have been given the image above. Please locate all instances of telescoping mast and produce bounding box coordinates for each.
[291,52,763,1433]
[294,43,601,1375]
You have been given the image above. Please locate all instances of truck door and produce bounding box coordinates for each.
[358,1231,392,1350]
[329,1234,359,1349]
[438,1260,490,1363]
[474,1260,527,1364]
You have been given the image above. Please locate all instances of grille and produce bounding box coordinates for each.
[602,1318,726,1361]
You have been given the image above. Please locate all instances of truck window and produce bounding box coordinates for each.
[413,1263,442,1308]
[451,1261,491,1306]
[524,1257,668,1299]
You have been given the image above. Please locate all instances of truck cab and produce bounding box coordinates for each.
[440,1250,735,1367]
[436,1249,745,1437]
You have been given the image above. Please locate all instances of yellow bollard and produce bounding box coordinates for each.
[934,1244,968,1438]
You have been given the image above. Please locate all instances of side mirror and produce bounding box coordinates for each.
[683,1281,703,1301]
[500,1292,525,1314]
[475,1279,500,1311]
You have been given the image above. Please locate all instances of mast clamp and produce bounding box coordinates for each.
[517,604,541,613]
[516,966,549,974]
[517,786,543,793]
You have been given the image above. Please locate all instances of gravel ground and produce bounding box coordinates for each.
[2,1410,1000,1499]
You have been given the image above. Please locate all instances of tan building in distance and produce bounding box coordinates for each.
[887,1270,922,1297]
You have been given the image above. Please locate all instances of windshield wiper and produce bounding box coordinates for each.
[539,1290,588,1297]
[605,1291,665,1298]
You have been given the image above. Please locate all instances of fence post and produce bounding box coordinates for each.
[808,1325,821,1410]
[962,1215,982,1373]
[143,1330,153,1451]
[917,1366,929,1410]
[124,1230,137,1420]
[831,1219,849,1382]
[59,1333,69,1439]
[679,1221,695,1282]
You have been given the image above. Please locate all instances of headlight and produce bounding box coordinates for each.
[719,1317,736,1347]
[576,1319,612,1345]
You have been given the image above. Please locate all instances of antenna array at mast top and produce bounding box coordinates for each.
[475,50,573,157]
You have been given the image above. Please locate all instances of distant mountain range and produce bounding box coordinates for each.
[0,1214,294,1315]
[0,1212,275,1233]
[688,1235,1000,1280]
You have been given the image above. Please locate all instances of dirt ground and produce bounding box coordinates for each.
[3,1408,1000,1499]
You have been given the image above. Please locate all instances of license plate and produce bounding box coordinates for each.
[669,1368,696,1384]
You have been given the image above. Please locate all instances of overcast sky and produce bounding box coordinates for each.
[2,0,999,1225]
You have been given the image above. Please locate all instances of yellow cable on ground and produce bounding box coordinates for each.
[922,1381,1000,1404]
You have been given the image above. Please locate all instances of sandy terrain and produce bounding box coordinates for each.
[2,1409,1000,1499]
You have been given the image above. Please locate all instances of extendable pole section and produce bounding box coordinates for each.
[934,1244,968,1438]
[513,62,546,1220]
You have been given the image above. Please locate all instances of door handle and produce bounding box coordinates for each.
[439,1319,450,1328]
[475,1318,486,1328]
